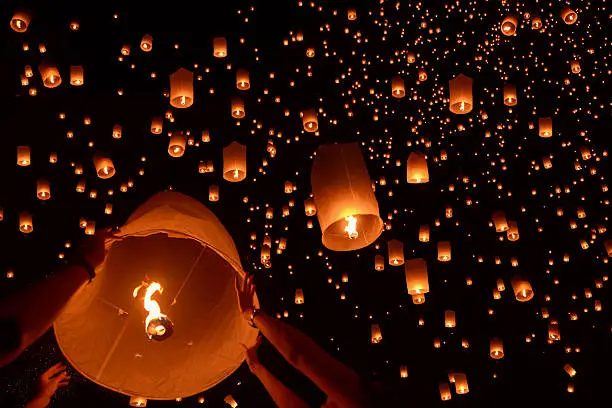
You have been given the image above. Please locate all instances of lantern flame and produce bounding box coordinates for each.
[133,281,170,339]
[233,169,240,179]
[344,215,358,239]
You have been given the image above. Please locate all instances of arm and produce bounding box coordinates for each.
[0,232,111,368]
[25,363,71,408]
[236,276,370,408]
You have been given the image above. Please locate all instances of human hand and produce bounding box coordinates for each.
[78,228,119,269]
[240,335,263,373]
[34,363,70,404]
[235,274,256,321]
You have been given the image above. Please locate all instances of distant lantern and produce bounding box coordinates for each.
[391,76,405,98]
[347,8,357,20]
[168,132,187,157]
[501,15,518,36]
[448,74,473,114]
[112,124,122,139]
[39,62,62,88]
[231,97,245,118]
[93,153,116,179]
[419,224,430,242]
[490,337,504,359]
[539,117,553,138]
[224,395,238,408]
[209,185,219,202]
[69,65,84,86]
[140,34,153,51]
[19,211,33,233]
[121,44,131,56]
[548,323,561,341]
[511,276,534,302]
[37,179,51,200]
[310,143,383,251]
[405,258,429,305]
[400,366,408,378]
[17,146,31,166]
[406,52,416,63]
[444,310,456,328]
[236,69,250,90]
[503,84,517,106]
[491,210,509,232]
[454,373,469,394]
[375,255,385,271]
[580,147,591,161]
[564,364,576,377]
[418,69,427,81]
[306,47,315,58]
[571,60,581,74]
[304,199,317,216]
[129,396,147,407]
[507,220,519,241]
[85,220,96,235]
[170,68,194,108]
[201,130,211,143]
[151,117,163,134]
[532,15,543,29]
[560,7,578,24]
[371,323,382,343]
[294,289,304,304]
[11,10,31,32]
[439,383,452,401]
[223,142,247,182]
[437,241,451,262]
[407,152,429,183]
[388,239,404,266]
[213,37,227,58]
[302,109,319,132]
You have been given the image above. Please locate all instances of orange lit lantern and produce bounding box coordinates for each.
[310,143,383,251]
[604,240,612,257]
[507,221,519,241]
[437,241,451,261]
[224,395,238,408]
[548,323,561,341]
[93,153,116,179]
[391,76,405,98]
[371,323,382,343]
[19,211,33,233]
[294,289,304,304]
[112,125,122,139]
[150,117,163,134]
[121,45,131,56]
[302,109,318,132]
[405,258,429,304]
[539,117,553,138]
[531,16,543,29]
[140,35,153,51]
[501,15,518,36]
[213,37,227,58]
[223,142,247,182]
[490,337,504,359]
[564,364,576,377]
[39,62,62,88]
[560,7,578,24]
[347,8,357,20]
[400,366,408,378]
[406,52,416,64]
[209,185,219,202]
[571,60,581,74]
[170,68,194,108]
[37,179,51,200]
[439,383,452,401]
[444,310,456,328]
[236,69,250,90]
[231,97,245,118]
[503,84,517,106]
[511,276,534,302]
[492,210,509,232]
[129,396,147,407]
[419,224,430,242]
[448,74,473,114]
[304,199,317,216]
[167,132,186,157]
[70,65,84,86]
[388,239,404,266]
[11,10,30,32]
[85,220,96,236]
[17,146,31,166]
[454,373,469,394]
[418,69,427,81]
[407,152,429,183]
[375,255,385,271]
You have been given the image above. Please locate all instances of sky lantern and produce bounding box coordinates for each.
[407,152,429,183]
[418,69,428,81]
[140,34,152,51]
[405,258,429,304]
[491,210,509,232]
[400,366,408,379]
[19,211,33,233]
[223,142,247,182]
[69,65,84,86]
[406,52,416,63]
[10,10,31,32]
[539,117,553,138]
[17,146,31,166]
[560,7,578,24]
[112,124,122,139]
[304,199,317,216]
[302,109,318,132]
[231,97,245,118]
[448,74,473,114]
[375,255,385,271]
[168,132,186,158]
[438,241,451,261]
[39,62,62,88]
[36,179,51,200]
[571,60,581,74]
[439,383,451,401]
[213,37,227,58]
[507,221,519,241]
[548,323,561,341]
[347,8,357,20]
[604,239,612,257]
[371,323,382,343]
[511,276,534,302]
[391,76,405,98]
[150,117,163,134]
[501,15,518,36]
[236,68,250,90]
[564,364,576,377]
[490,337,504,359]
[388,239,405,266]
[419,224,430,242]
[503,84,517,106]
[209,185,219,202]
[93,153,116,179]
[445,310,456,328]
[310,143,383,251]
[54,192,258,402]
[454,373,469,394]
[294,288,304,304]
[121,44,131,56]
[169,68,194,108]
[129,396,147,407]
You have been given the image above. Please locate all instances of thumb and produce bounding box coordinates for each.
[239,343,248,352]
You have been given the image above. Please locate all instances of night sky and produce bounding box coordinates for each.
[1,0,611,407]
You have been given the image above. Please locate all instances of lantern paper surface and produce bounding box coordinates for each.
[448,74,473,114]
[170,68,194,108]
[223,142,247,182]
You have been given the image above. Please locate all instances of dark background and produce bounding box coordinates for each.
[0,0,611,407]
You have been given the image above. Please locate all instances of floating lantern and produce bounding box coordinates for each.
[371,323,382,343]
[150,117,163,134]
[231,97,245,118]
[406,52,416,64]
[69,65,84,86]
[375,255,385,271]
[388,240,404,266]
[507,220,519,241]
[37,179,51,200]
[121,45,131,56]
[448,74,473,114]
[347,8,357,20]
[492,210,509,232]
[17,146,31,166]
[93,153,116,179]
[407,152,429,183]
[444,310,456,328]
[400,366,408,378]
[112,125,122,139]
[140,35,152,51]
[405,258,429,304]
[437,241,451,261]
[223,142,247,182]
[304,199,317,216]
[539,117,553,138]
[168,132,186,158]
[548,323,561,341]
[209,185,219,202]
[454,373,469,394]
[224,395,238,408]
[490,337,504,359]
[19,211,33,233]
[497,278,505,291]
[55,192,258,400]
[11,10,30,32]
[302,109,318,132]
[439,383,452,401]
[564,364,576,377]
[310,143,383,251]
[419,224,430,242]
[532,15,543,29]
[129,396,147,407]
[501,15,518,36]
[391,76,405,98]
[571,60,581,74]
[213,37,227,58]
[236,69,250,90]
[511,276,534,302]
[85,220,96,236]
[560,7,578,24]
[503,84,517,106]
[169,68,194,108]
[295,289,304,304]
[39,62,62,88]
[605,240,612,257]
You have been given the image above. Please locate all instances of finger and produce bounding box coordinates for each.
[235,276,241,294]
[45,363,65,378]
[58,379,70,387]
[239,343,248,352]
[55,372,70,382]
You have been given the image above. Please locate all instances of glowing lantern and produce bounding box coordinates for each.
[580,147,591,160]
[454,373,469,394]
[490,338,504,359]
[213,37,227,58]
[39,62,62,88]
[17,146,31,166]
[231,97,245,118]
[37,179,51,200]
[170,68,194,108]
[168,132,186,158]
[294,289,304,304]
[150,117,163,134]
[310,143,383,251]
[501,15,518,36]
[371,323,382,343]
[563,364,576,377]
[69,66,84,86]
[140,35,152,51]
[19,211,33,233]
[347,8,357,20]
[11,10,30,32]
[419,224,430,242]
[55,192,258,400]
[406,52,416,63]
[560,7,578,24]
[374,255,385,271]
[224,395,238,408]
[605,240,612,257]
[407,152,429,183]
[400,366,408,378]
[448,74,473,114]
[418,69,427,81]
[532,16,543,29]
[444,310,456,328]
[129,396,147,407]
[511,276,534,302]
[223,142,247,182]
[85,220,96,236]
[503,84,517,106]
[437,241,451,262]
[387,240,404,266]
[571,60,581,74]
[548,323,561,341]
[304,199,317,216]
[507,221,519,241]
[492,210,508,232]
[405,258,429,305]
[209,185,219,202]
[236,69,250,90]
[93,153,116,179]
[121,45,131,56]
[112,125,122,139]
[439,383,452,401]
[391,76,405,98]
[302,109,318,132]
[539,117,553,138]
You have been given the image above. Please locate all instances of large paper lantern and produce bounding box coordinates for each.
[391,76,405,98]
[302,109,318,133]
[17,146,31,166]
[140,35,152,52]
[70,65,84,86]
[93,153,116,179]
[491,210,508,232]
[213,37,227,58]
[19,211,33,233]
[231,97,245,118]
[439,383,452,401]
[310,143,383,251]
[454,373,469,394]
[448,74,473,114]
[236,69,250,90]
[437,241,451,261]
[511,275,534,302]
[10,10,31,32]
[223,142,247,182]
[490,337,504,359]
[37,179,51,200]
[539,117,553,138]
[501,15,518,36]
[170,68,194,108]
[503,84,517,106]
[560,7,578,24]
[405,258,429,304]
[39,62,62,88]
[419,224,430,242]
[407,152,429,183]
[55,192,258,402]
[388,239,404,266]
[168,132,186,157]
